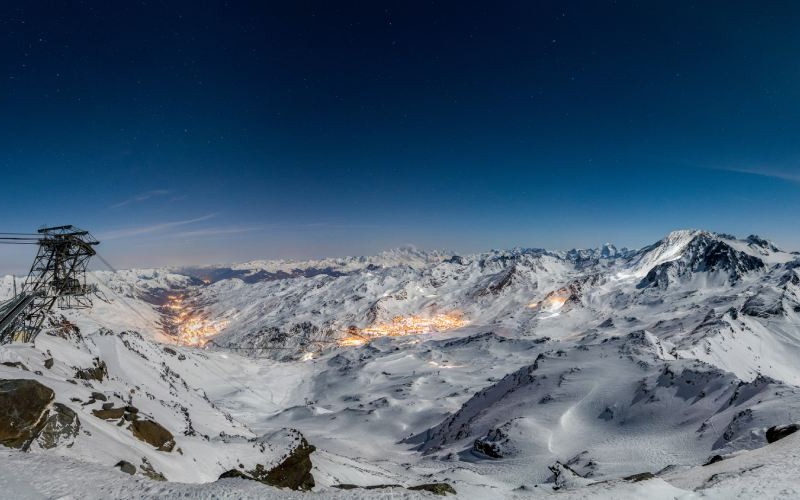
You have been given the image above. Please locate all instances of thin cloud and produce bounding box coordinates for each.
[98,214,217,240]
[110,189,173,209]
[710,166,800,183]
[173,226,262,238]
[295,222,383,229]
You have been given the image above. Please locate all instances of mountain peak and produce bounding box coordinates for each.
[636,231,766,289]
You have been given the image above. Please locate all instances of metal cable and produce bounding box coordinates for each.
[90,252,155,327]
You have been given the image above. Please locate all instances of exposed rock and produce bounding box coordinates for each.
[92,407,126,420]
[43,358,54,369]
[598,318,614,328]
[102,402,114,410]
[638,235,764,289]
[549,462,593,490]
[130,419,175,452]
[332,482,454,495]
[742,291,785,318]
[704,455,725,466]
[46,315,81,340]
[75,358,108,382]
[473,437,503,458]
[623,472,655,482]
[766,423,800,444]
[219,432,315,491]
[332,484,402,490]
[408,483,457,495]
[91,392,107,402]
[487,266,517,294]
[598,407,614,421]
[140,457,167,481]
[36,403,80,449]
[445,255,465,265]
[1,361,29,371]
[0,379,54,450]
[115,460,136,475]
[473,424,513,458]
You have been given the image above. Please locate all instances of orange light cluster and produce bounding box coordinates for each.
[338,312,468,346]
[165,295,228,347]
[527,294,569,311]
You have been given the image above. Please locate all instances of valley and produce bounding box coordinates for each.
[2,229,800,498]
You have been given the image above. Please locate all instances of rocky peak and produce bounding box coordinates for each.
[638,232,765,289]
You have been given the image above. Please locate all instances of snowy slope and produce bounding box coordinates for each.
[2,229,800,498]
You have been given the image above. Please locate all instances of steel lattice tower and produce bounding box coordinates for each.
[0,225,99,343]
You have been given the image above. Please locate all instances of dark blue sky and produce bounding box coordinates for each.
[2,1,800,272]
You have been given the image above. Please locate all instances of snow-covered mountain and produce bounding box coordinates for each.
[2,229,800,498]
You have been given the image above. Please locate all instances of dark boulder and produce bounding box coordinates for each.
[130,419,175,452]
[0,379,55,450]
[92,407,126,420]
[219,432,315,491]
[766,423,800,444]
[91,392,107,402]
[115,460,136,475]
[37,403,80,449]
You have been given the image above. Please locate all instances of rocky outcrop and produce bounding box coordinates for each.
[92,407,126,420]
[75,358,108,382]
[766,423,800,444]
[741,290,785,318]
[473,425,513,458]
[219,433,316,491]
[638,234,764,289]
[549,461,594,490]
[1,361,29,371]
[36,403,80,449]
[473,437,503,458]
[622,472,655,482]
[333,483,456,496]
[408,483,457,495]
[130,419,176,452]
[0,379,55,450]
[91,391,107,402]
[139,457,167,481]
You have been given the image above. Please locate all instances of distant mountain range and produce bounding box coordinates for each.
[2,229,800,496]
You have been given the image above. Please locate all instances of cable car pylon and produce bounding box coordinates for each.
[0,225,99,343]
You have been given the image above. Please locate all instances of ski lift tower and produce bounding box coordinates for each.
[0,225,99,343]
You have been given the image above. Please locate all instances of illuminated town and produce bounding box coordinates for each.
[338,312,468,346]
[164,294,228,347]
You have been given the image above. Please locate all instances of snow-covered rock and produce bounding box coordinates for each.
[1,228,800,498]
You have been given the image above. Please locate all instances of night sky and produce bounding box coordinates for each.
[2,1,800,273]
